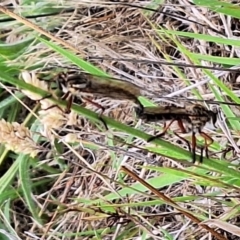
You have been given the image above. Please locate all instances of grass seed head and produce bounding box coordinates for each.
[0,119,40,157]
[21,71,49,100]
[21,71,81,143]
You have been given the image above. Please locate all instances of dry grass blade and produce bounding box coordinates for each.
[121,166,227,240]
[0,5,86,57]
[88,56,240,73]
[203,219,240,237]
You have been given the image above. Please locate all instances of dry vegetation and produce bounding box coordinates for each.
[1,0,240,240]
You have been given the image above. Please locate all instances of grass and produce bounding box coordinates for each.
[0,0,240,239]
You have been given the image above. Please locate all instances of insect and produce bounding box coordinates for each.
[56,71,144,112]
[48,71,237,162]
[54,69,240,109]
[135,104,218,163]
[41,71,144,129]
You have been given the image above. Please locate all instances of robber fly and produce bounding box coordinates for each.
[45,71,145,129]
[57,71,144,112]
[54,69,240,109]
[135,104,218,163]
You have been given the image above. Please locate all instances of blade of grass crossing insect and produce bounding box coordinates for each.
[207,78,240,130]
[22,36,240,174]
[0,71,50,97]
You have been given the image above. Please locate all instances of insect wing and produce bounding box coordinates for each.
[136,106,190,122]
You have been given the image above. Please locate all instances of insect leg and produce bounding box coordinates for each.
[81,96,105,113]
[173,132,191,153]
[173,120,193,160]
[41,91,75,113]
[81,96,108,130]
[65,94,75,113]
[147,119,176,142]
[199,131,214,160]
[222,146,237,160]
[210,146,235,160]
[191,132,197,163]
[172,120,192,152]
[177,119,187,133]
[200,147,204,163]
